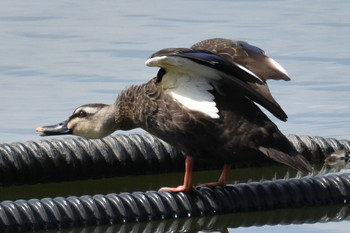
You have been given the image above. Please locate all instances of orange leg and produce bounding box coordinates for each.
[159,156,195,192]
[197,164,231,188]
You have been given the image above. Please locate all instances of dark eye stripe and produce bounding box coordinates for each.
[78,110,86,117]
[69,112,92,121]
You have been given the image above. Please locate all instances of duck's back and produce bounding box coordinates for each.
[135,78,311,173]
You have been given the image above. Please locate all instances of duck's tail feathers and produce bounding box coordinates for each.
[259,146,312,173]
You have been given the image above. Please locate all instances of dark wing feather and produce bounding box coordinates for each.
[191,38,291,121]
[191,38,290,81]
[178,50,265,84]
[148,48,288,121]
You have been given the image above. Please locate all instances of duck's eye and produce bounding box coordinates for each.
[78,110,87,118]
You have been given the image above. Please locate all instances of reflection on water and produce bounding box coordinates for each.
[1,0,350,232]
[0,165,302,201]
[34,204,350,233]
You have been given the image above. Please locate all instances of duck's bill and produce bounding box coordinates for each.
[36,120,72,136]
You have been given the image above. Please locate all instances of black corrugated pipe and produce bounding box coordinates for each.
[1,172,350,232]
[0,134,349,186]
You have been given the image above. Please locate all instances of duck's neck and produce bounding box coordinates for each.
[115,82,155,131]
[100,104,119,133]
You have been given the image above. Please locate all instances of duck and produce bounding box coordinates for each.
[324,150,349,170]
[36,38,312,192]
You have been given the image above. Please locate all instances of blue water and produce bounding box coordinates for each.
[0,0,350,232]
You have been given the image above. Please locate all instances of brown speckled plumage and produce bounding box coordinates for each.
[114,76,310,172]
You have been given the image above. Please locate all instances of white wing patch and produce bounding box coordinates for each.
[146,56,221,118]
[168,74,219,118]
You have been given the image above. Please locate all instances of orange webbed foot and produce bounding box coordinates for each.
[159,156,194,193]
[159,185,195,193]
[197,164,231,188]
[196,180,227,189]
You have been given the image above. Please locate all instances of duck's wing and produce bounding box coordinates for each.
[146,45,288,121]
[192,38,291,120]
[191,38,290,81]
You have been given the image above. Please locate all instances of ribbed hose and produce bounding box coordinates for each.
[287,134,350,163]
[1,172,349,232]
[0,134,349,186]
[0,134,183,185]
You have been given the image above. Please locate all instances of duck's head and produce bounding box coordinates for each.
[36,103,118,139]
